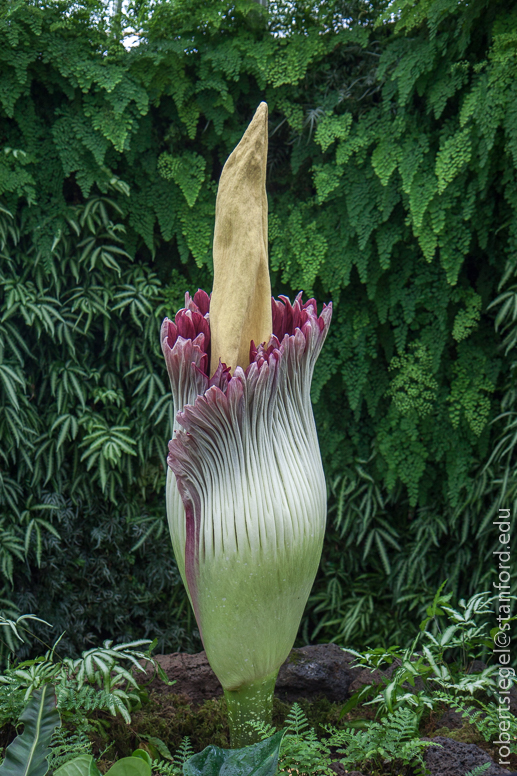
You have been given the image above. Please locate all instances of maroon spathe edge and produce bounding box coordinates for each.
[161,289,331,382]
[163,290,332,479]
[165,289,211,352]
[171,461,204,639]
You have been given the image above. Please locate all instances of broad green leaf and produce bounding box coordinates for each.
[54,756,102,776]
[130,751,152,766]
[104,757,152,776]
[0,684,60,776]
[184,732,284,776]
[136,736,173,761]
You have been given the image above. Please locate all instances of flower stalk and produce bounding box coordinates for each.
[224,672,278,748]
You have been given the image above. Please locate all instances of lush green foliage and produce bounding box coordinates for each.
[0,588,514,776]
[341,587,517,755]
[253,703,336,776]
[0,623,167,731]
[253,701,434,775]
[0,0,516,654]
[151,737,195,776]
[46,726,94,774]
[431,691,517,753]
[342,587,502,721]
[0,627,172,774]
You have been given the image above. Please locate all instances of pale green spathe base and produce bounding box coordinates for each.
[224,671,278,748]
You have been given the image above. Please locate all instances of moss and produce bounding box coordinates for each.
[297,696,350,736]
[431,723,484,745]
[272,696,291,728]
[89,696,217,763]
[88,692,230,762]
[86,691,356,765]
[285,650,304,666]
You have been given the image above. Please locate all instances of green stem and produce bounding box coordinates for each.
[224,671,278,748]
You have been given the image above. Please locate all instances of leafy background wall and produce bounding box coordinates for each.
[1,0,516,658]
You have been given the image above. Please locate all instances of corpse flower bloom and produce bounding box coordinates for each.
[161,103,332,747]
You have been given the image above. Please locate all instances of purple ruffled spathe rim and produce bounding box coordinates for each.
[161,289,333,473]
[161,289,331,396]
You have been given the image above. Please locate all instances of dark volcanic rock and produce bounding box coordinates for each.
[436,707,465,730]
[137,644,363,704]
[275,644,359,703]
[137,643,458,709]
[424,736,513,776]
[139,651,223,705]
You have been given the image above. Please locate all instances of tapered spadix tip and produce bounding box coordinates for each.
[210,102,272,375]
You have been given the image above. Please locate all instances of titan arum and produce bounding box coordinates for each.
[161,103,332,747]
